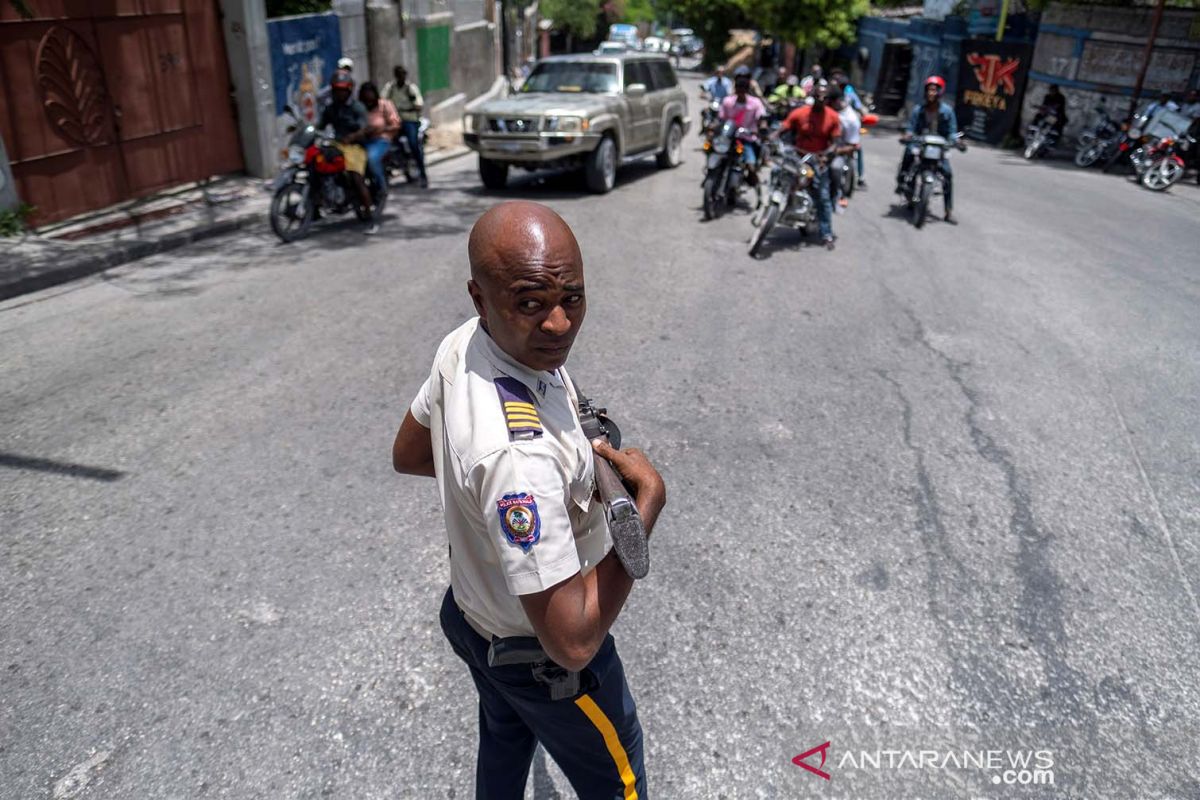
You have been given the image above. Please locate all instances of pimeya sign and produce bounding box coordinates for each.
[955,39,1034,144]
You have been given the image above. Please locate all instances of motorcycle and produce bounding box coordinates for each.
[701,120,757,220]
[1102,108,1154,174]
[699,100,720,138]
[384,117,430,182]
[1138,132,1194,191]
[1023,111,1059,159]
[1074,99,1120,167]
[747,141,824,257]
[269,106,387,243]
[898,132,965,229]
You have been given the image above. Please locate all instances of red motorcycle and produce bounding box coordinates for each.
[1139,130,1196,192]
[269,106,386,243]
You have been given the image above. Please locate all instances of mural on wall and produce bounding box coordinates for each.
[267,14,342,164]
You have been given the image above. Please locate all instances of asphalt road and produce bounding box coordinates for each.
[3,78,1199,800]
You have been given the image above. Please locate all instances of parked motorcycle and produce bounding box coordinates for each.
[1023,112,1059,159]
[747,141,823,256]
[384,117,430,182]
[1138,132,1194,191]
[1074,99,1120,167]
[701,120,756,220]
[1101,109,1154,173]
[269,107,387,243]
[898,133,965,229]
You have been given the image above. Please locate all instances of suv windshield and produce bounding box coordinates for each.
[521,62,619,94]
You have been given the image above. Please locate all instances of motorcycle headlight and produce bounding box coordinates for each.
[463,113,478,134]
[713,136,731,154]
[287,144,304,164]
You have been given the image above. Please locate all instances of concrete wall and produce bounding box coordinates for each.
[366,0,405,88]
[219,0,278,179]
[334,0,370,78]
[451,21,497,101]
[1024,2,1200,140]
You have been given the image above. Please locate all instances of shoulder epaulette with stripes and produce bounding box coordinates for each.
[494,377,542,439]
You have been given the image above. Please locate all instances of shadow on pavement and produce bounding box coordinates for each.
[0,452,126,482]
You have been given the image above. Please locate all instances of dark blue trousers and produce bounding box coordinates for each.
[439,587,647,800]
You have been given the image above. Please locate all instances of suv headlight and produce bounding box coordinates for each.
[544,116,588,133]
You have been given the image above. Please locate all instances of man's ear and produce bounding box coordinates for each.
[467,279,487,322]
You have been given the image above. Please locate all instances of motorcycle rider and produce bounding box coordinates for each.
[1032,84,1068,137]
[319,70,380,234]
[897,75,959,224]
[767,74,806,119]
[700,65,733,102]
[776,78,842,249]
[358,81,400,197]
[719,70,769,186]
[383,66,429,188]
[829,88,861,211]
[800,63,824,97]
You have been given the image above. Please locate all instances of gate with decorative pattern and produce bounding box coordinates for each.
[0,1,243,226]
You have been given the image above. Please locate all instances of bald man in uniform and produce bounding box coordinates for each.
[392,200,666,799]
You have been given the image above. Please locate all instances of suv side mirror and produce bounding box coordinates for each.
[626,82,647,98]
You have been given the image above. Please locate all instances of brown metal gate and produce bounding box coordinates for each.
[0,0,243,226]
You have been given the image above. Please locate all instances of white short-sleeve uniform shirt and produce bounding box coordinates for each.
[410,318,611,638]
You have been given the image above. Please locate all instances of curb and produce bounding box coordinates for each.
[0,209,263,302]
[1,147,472,303]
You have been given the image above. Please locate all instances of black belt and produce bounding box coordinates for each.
[458,604,581,700]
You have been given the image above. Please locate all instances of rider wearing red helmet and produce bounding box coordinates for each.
[897,75,960,222]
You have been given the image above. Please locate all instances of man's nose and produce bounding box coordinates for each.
[541,305,571,336]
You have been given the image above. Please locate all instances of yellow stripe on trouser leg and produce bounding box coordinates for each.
[574,693,638,800]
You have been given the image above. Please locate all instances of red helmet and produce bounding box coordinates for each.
[924,75,946,92]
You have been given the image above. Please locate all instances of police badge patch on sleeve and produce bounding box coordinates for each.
[497,493,541,552]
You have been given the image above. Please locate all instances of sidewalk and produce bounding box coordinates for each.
[0,137,469,302]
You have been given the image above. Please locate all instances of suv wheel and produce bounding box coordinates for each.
[479,156,508,190]
[656,121,683,168]
[585,136,617,193]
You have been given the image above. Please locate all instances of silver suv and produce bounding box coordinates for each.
[463,53,690,193]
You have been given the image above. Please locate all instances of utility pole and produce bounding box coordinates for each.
[500,0,512,90]
[1129,0,1167,119]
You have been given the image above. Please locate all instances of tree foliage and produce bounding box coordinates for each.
[266,0,332,18]
[743,0,870,48]
[659,0,749,65]
[541,0,601,40]
[661,0,869,58]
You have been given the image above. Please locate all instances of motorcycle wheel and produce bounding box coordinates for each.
[269,182,314,243]
[912,177,932,229]
[748,202,781,257]
[702,174,722,220]
[1141,157,1184,191]
[1023,135,1042,160]
[1074,142,1102,167]
[844,166,856,200]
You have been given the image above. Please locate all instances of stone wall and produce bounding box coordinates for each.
[1024,2,1200,140]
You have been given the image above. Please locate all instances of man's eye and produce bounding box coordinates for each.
[518,299,542,312]
[563,294,584,306]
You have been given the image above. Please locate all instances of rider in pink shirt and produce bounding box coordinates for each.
[717,70,767,180]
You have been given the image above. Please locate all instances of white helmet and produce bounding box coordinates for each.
[336,56,354,71]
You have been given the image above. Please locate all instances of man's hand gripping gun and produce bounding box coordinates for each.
[577,394,650,579]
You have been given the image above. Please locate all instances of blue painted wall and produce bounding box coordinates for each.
[857,14,1037,110]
